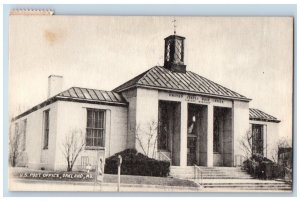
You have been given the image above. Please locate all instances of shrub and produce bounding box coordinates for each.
[243,153,286,180]
[105,149,170,177]
[272,164,285,178]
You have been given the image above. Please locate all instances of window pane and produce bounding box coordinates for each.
[95,137,101,147]
[94,129,99,138]
[99,112,104,128]
[86,137,92,146]
[95,111,100,128]
[87,110,93,127]
[86,129,92,138]
[100,130,104,146]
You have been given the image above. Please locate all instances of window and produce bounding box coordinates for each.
[252,124,264,155]
[86,109,105,148]
[22,119,27,151]
[43,110,50,149]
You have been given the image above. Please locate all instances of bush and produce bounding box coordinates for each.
[272,164,285,178]
[105,149,170,177]
[243,153,285,180]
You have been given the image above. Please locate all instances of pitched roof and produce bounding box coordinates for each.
[13,87,127,121]
[249,108,280,123]
[113,66,251,101]
[57,87,127,104]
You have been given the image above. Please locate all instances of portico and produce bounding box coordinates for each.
[157,91,234,167]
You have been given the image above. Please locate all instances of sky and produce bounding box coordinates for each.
[9,16,293,141]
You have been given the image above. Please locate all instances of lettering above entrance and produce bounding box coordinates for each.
[158,92,232,107]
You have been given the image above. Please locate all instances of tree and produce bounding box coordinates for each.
[61,129,85,171]
[9,106,28,167]
[135,121,158,158]
[239,129,254,159]
[9,122,22,167]
[9,118,27,167]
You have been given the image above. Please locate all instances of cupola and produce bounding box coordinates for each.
[163,34,186,73]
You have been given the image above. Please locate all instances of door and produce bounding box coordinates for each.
[187,135,197,166]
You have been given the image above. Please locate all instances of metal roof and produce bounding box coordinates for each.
[57,87,127,104]
[12,87,127,121]
[113,66,251,101]
[249,108,280,123]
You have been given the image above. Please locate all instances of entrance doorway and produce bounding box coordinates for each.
[158,100,181,166]
[187,104,207,166]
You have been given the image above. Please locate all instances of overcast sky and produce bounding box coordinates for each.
[9,16,293,141]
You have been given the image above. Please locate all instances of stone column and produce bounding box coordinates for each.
[207,105,214,167]
[180,101,188,166]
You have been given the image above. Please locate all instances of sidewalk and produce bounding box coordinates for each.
[10,178,202,192]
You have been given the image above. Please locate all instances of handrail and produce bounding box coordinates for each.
[194,164,203,188]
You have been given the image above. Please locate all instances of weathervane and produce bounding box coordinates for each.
[172,17,177,35]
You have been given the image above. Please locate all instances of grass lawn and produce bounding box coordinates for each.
[11,167,198,187]
[104,174,198,187]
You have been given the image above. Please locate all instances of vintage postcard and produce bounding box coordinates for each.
[8,11,293,192]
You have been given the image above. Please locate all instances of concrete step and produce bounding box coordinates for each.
[202,182,290,186]
[170,166,253,180]
[191,178,292,191]
[202,185,291,189]
[173,176,253,179]
[202,186,291,190]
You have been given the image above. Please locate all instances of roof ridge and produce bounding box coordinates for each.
[70,86,118,93]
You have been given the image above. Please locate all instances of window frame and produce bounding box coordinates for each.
[43,109,50,150]
[252,124,264,155]
[85,108,106,150]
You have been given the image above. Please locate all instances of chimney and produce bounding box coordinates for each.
[48,75,63,98]
[164,35,186,73]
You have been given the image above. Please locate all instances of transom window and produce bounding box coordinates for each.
[86,109,105,148]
